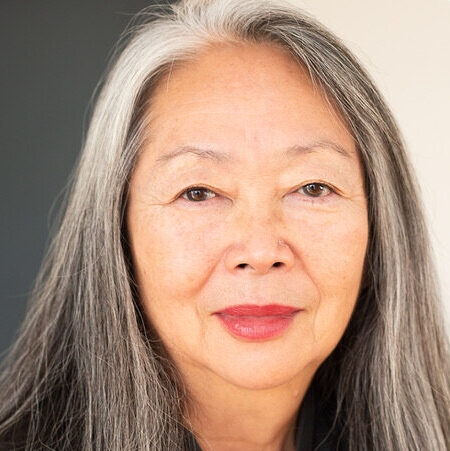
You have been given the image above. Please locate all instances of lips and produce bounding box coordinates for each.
[214,303,301,316]
[213,304,303,340]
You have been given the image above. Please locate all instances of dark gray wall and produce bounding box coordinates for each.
[0,1,169,362]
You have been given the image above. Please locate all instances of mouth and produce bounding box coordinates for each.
[213,303,302,316]
[213,304,303,340]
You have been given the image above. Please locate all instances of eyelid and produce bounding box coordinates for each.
[293,182,337,203]
[178,184,218,201]
[297,181,336,195]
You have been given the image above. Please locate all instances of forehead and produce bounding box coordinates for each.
[146,41,357,165]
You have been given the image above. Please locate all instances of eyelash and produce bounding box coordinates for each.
[177,182,337,204]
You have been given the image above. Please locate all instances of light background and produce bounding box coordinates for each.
[291,0,450,332]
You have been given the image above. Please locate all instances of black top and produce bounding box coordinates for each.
[184,380,346,450]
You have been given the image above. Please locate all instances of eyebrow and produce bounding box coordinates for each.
[153,140,353,169]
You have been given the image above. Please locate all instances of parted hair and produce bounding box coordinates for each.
[0,0,449,449]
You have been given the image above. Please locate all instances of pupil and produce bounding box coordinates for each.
[307,184,322,196]
[190,189,205,201]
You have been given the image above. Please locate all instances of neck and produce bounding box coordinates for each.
[181,365,316,451]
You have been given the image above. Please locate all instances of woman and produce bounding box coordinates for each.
[0,0,449,449]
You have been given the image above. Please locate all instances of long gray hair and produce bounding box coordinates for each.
[1,0,449,449]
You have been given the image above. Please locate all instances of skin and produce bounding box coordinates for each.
[126,42,368,451]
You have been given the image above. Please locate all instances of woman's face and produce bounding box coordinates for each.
[126,42,368,390]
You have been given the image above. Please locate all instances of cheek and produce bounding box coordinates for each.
[297,209,368,353]
[128,205,219,302]
[127,205,223,355]
[302,212,368,290]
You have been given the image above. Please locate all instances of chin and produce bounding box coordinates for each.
[211,355,308,390]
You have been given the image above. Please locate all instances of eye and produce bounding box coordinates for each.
[298,182,335,201]
[178,182,336,203]
[179,186,216,202]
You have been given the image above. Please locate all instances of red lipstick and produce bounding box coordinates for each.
[213,304,302,340]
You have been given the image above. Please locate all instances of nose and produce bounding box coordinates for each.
[224,213,295,275]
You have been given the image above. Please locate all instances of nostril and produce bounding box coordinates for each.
[237,262,283,269]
